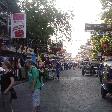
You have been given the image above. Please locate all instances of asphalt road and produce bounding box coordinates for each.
[1,68,112,112]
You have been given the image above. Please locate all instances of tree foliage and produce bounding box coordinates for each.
[100,0,112,23]
[0,0,20,37]
[90,34,102,58]
[18,0,73,44]
[0,0,19,12]
[49,40,63,54]
[90,32,112,57]
[89,0,112,58]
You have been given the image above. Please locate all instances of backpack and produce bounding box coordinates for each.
[31,67,42,84]
[38,69,43,84]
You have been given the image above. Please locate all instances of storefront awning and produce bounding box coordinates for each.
[0,50,26,58]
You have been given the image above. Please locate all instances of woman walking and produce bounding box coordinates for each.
[1,61,15,112]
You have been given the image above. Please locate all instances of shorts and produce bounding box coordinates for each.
[32,89,40,107]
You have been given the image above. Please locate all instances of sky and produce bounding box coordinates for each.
[55,0,103,57]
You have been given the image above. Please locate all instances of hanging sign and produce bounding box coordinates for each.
[11,13,26,38]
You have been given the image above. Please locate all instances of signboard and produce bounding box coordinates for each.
[85,23,112,31]
[11,13,26,38]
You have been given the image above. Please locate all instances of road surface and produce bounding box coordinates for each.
[1,68,112,112]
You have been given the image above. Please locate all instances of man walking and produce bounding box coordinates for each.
[25,60,42,112]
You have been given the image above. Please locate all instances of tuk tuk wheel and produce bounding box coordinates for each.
[101,86,107,99]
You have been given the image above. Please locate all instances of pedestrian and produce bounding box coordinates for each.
[98,63,103,83]
[56,61,61,80]
[90,64,95,76]
[17,58,22,80]
[1,61,15,112]
[25,60,42,112]
[64,62,66,70]
[73,63,76,70]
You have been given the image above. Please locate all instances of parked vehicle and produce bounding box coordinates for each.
[82,60,99,76]
[101,60,112,98]
[90,62,99,76]
[82,64,90,76]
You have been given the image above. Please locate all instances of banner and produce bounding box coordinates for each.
[11,13,26,38]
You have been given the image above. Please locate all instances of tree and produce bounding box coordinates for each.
[0,0,20,36]
[18,0,73,49]
[90,33,103,58]
[88,0,112,58]
[100,0,112,23]
[0,0,19,13]
[49,40,63,54]
[90,31,112,58]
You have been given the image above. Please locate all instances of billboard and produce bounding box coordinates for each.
[11,13,26,38]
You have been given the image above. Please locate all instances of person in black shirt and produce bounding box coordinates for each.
[1,61,15,112]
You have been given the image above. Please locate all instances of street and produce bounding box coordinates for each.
[1,1,112,112]
[1,68,112,112]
